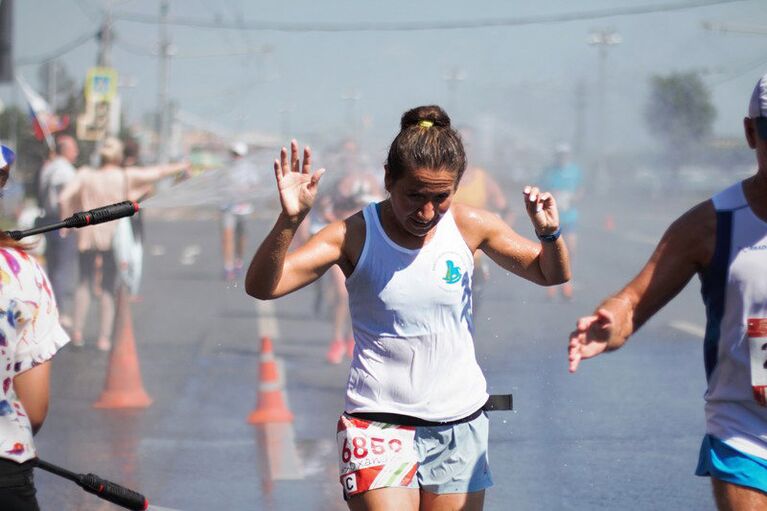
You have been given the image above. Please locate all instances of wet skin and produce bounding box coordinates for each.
[380,167,458,249]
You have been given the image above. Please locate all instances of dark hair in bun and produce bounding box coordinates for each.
[386,105,466,186]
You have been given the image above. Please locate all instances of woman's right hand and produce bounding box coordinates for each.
[275,140,325,220]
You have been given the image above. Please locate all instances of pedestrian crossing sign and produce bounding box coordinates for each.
[85,67,118,103]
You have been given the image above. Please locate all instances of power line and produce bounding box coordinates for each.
[708,53,767,86]
[111,0,748,32]
[70,0,100,22]
[15,29,99,66]
[113,38,157,57]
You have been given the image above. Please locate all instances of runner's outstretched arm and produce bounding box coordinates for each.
[568,201,715,372]
[245,140,338,300]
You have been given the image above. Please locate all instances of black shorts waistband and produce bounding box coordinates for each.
[348,407,483,427]
[346,394,513,427]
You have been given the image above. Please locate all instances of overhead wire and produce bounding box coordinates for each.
[110,0,748,32]
[15,29,99,66]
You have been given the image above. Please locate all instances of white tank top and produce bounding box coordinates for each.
[702,181,767,460]
[344,203,488,422]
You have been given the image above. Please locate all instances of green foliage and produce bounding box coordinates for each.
[645,71,716,168]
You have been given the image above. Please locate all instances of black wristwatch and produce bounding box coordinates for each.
[536,228,561,242]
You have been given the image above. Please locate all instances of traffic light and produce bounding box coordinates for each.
[0,0,13,83]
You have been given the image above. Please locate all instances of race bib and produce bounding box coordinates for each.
[336,415,418,498]
[747,318,767,406]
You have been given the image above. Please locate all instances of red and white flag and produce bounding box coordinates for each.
[15,74,69,150]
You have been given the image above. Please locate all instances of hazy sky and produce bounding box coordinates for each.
[3,0,767,164]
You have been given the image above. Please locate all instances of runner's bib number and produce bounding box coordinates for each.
[336,415,418,498]
[747,318,767,406]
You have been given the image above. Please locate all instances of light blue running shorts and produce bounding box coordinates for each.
[696,434,767,493]
[411,411,494,494]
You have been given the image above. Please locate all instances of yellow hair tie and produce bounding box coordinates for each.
[418,120,434,128]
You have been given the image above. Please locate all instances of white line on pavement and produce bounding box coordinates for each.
[179,245,201,266]
[622,231,658,246]
[255,299,279,340]
[668,320,705,338]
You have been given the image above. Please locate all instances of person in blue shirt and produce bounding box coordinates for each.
[541,143,582,300]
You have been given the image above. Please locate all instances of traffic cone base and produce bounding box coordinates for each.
[94,389,152,409]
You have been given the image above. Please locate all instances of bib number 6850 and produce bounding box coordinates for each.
[341,436,403,463]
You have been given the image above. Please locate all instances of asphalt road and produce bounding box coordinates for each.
[34,185,719,511]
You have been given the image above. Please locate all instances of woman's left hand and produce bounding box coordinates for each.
[522,185,560,236]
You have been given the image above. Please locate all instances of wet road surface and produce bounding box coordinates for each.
[35,188,717,510]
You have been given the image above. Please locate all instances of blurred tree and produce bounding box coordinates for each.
[645,71,716,170]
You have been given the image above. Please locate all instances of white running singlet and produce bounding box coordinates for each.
[702,181,767,460]
[344,203,488,422]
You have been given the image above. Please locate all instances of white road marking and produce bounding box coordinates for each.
[264,422,305,480]
[149,245,166,256]
[255,299,279,340]
[179,245,201,266]
[622,231,658,246]
[668,320,705,338]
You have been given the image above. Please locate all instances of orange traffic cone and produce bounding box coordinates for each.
[247,337,294,424]
[93,286,153,409]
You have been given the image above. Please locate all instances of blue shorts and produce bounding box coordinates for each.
[695,434,767,493]
[413,411,494,494]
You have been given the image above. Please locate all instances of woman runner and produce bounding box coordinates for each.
[245,105,570,510]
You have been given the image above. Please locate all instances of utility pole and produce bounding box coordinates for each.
[44,60,58,110]
[157,0,171,163]
[588,28,621,194]
[443,67,466,119]
[340,90,361,139]
[96,8,113,68]
[573,80,587,159]
[86,3,115,164]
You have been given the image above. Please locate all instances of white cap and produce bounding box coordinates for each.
[749,73,767,139]
[555,142,571,154]
[0,145,15,168]
[229,141,248,157]
[749,73,767,118]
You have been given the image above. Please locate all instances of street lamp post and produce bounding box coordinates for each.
[588,28,621,194]
[157,0,172,164]
[443,67,466,119]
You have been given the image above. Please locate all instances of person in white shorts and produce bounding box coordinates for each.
[246,105,571,510]
[568,73,767,510]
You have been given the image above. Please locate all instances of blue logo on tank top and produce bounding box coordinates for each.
[443,260,462,284]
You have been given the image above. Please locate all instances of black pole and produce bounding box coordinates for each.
[35,458,149,510]
[6,200,139,240]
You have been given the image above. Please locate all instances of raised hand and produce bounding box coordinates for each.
[274,140,325,219]
[522,185,560,236]
[567,309,614,372]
